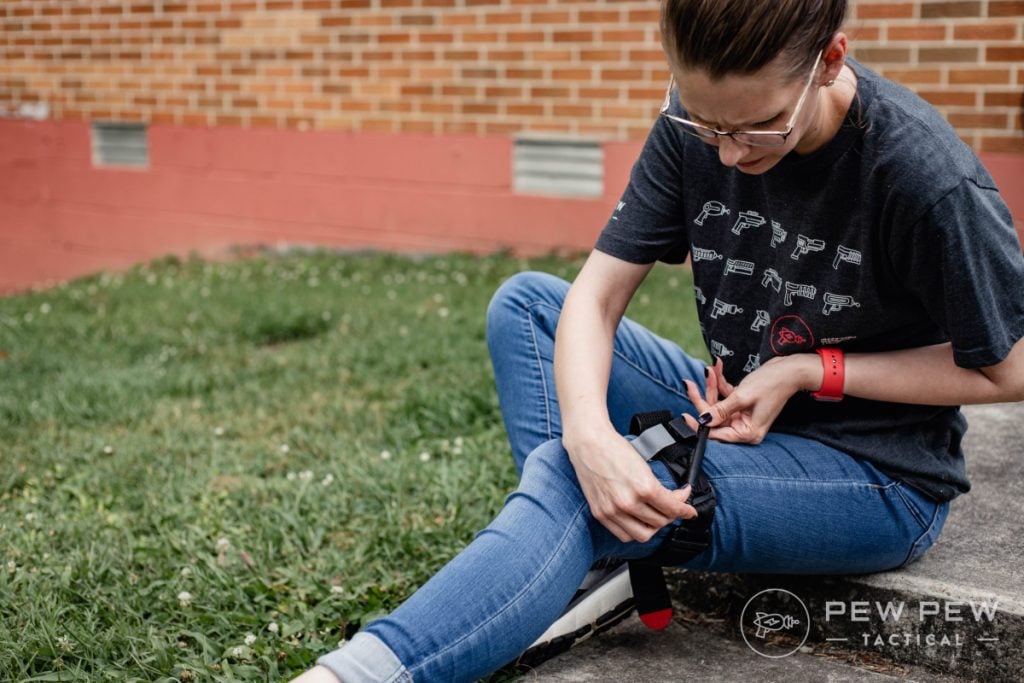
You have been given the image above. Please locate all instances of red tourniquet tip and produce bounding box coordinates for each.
[639,608,673,630]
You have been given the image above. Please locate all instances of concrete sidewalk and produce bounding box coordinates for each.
[533,402,1024,682]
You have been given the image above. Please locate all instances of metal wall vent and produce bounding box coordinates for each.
[513,137,603,197]
[91,122,149,168]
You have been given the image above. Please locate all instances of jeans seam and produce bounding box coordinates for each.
[524,299,692,404]
[890,483,928,530]
[710,474,902,489]
[409,499,591,678]
[898,501,947,568]
[523,300,555,442]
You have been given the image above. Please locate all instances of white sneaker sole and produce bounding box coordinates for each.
[513,563,635,668]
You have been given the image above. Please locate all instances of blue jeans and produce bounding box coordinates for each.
[318,271,949,683]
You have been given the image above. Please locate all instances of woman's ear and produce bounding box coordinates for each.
[821,32,849,85]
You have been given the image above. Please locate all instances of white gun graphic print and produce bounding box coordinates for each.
[784,282,817,306]
[694,201,730,226]
[711,298,744,319]
[770,221,787,248]
[833,245,862,269]
[822,292,861,315]
[791,234,826,260]
[732,210,766,236]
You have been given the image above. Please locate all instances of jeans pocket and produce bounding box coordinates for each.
[891,483,950,569]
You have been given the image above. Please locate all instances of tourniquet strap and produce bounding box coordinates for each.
[625,410,717,629]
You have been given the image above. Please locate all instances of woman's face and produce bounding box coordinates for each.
[672,59,824,175]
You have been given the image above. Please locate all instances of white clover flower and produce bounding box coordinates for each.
[286,471,297,481]
[321,474,334,486]
[438,307,450,318]
[419,451,431,463]
[379,450,392,461]
[268,622,279,634]
[216,537,230,553]
[6,560,16,574]
[24,512,36,523]
[432,293,444,303]
[180,566,192,577]
[40,303,51,314]
[454,436,464,447]
[321,311,332,321]
[330,585,345,595]
[298,470,314,481]
[102,445,114,455]
[213,426,225,437]
[244,633,257,645]
[231,646,245,658]
[280,444,290,454]
[56,634,74,653]
[177,591,193,608]
[668,277,679,289]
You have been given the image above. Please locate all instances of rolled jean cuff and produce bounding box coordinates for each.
[316,631,413,683]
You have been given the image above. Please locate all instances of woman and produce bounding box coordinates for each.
[297,0,1024,680]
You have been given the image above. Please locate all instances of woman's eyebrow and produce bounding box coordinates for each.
[682,102,784,128]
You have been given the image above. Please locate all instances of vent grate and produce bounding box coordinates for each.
[513,137,603,197]
[91,122,149,168]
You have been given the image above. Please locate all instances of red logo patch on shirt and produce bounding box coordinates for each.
[770,315,815,355]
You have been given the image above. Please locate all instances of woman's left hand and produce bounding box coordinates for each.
[683,354,818,444]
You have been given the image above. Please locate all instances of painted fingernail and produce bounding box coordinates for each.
[698,412,714,425]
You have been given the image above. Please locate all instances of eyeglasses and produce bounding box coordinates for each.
[660,52,822,148]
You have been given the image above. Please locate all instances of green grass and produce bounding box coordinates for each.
[0,249,704,681]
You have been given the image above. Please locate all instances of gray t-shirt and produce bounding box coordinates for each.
[595,59,1024,502]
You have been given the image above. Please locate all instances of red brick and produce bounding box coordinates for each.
[920,1,982,18]
[887,24,947,40]
[918,90,978,106]
[856,3,915,19]
[980,135,1024,153]
[984,90,1024,107]
[947,112,1008,128]
[987,1,1024,15]
[987,46,1024,61]
[918,47,979,62]
[948,68,1012,84]
[882,68,943,84]
[953,22,1019,39]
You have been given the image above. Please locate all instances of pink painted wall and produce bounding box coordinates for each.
[1,119,1022,294]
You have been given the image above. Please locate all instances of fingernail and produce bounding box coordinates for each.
[698,412,714,425]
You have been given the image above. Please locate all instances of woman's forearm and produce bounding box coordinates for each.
[787,338,1024,406]
[553,285,620,450]
[552,253,654,450]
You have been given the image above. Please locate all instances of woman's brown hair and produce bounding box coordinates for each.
[660,0,847,80]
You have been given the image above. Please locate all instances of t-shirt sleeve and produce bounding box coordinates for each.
[594,115,690,264]
[891,177,1024,368]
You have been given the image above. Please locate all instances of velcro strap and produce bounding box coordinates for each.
[629,410,674,436]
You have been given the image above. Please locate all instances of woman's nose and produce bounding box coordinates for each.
[717,136,750,167]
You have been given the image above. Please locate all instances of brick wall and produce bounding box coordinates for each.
[0,0,1022,151]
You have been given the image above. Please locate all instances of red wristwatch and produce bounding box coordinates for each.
[812,347,844,402]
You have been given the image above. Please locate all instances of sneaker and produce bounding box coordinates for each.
[510,560,635,670]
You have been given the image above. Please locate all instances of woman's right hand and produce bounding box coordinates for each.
[566,428,697,543]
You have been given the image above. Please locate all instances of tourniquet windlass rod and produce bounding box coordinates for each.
[686,415,712,490]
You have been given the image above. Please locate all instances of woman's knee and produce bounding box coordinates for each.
[485,271,569,343]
